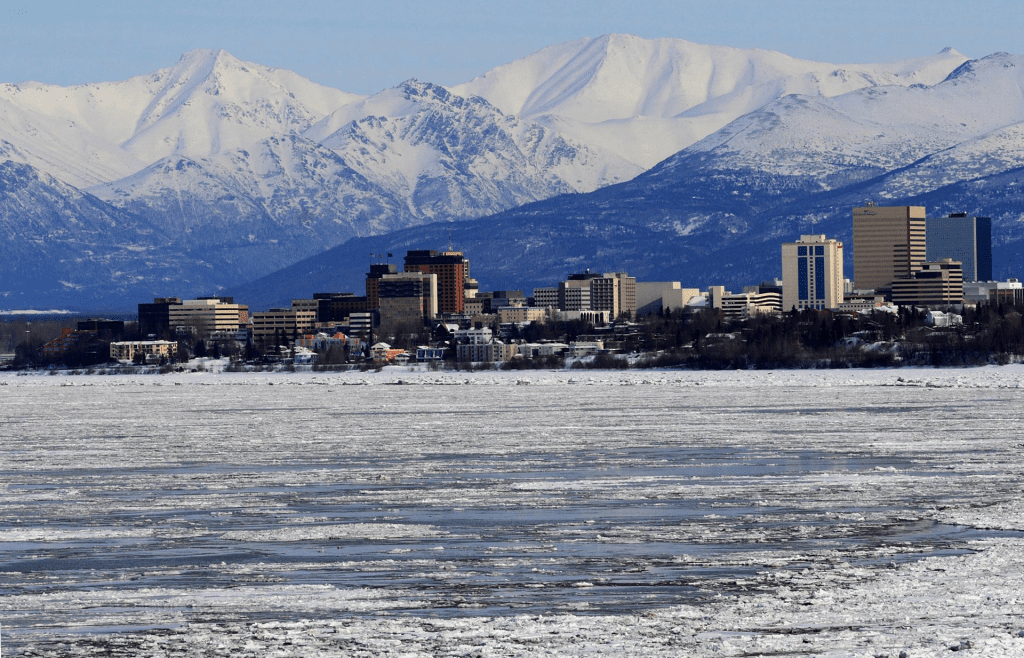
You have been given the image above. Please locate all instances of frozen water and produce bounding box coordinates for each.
[2,367,1024,656]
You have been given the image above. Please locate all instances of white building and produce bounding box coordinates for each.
[518,342,569,358]
[454,327,493,344]
[636,282,701,316]
[782,234,845,311]
[110,340,179,363]
[568,341,604,357]
[962,279,1024,306]
[721,292,782,319]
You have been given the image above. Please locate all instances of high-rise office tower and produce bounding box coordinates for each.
[852,203,926,291]
[366,263,397,310]
[926,213,992,282]
[403,250,467,315]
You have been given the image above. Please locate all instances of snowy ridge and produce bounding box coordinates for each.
[305,79,641,218]
[88,135,413,267]
[0,49,362,184]
[452,34,969,167]
[655,53,1024,191]
[0,96,145,187]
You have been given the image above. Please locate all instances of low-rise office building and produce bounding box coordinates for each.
[168,297,248,339]
[498,306,549,324]
[721,291,782,319]
[891,259,964,307]
[518,342,569,358]
[962,279,1024,306]
[569,341,604,357]
[251,308,317,341]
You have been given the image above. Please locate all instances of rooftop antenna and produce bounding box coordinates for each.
[865,199,876,207]
[447,224,454,253]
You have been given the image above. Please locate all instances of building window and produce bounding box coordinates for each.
[815,257,825,300]
[798,257,808,301]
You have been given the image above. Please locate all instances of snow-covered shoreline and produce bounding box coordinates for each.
[3,366,1024,657]
[9,360,1024,386]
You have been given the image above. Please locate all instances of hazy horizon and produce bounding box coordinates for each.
[0,0,1018,94]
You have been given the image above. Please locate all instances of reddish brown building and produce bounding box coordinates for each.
[403,250,466,315]
[366,264,397,310]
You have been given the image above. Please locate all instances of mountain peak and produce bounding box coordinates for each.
[177,48,235,66]
[943,52,1021,83]
[398,78,459,104]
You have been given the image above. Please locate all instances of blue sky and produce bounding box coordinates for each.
[0,0,1019,93]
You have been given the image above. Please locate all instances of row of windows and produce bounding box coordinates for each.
[797,245,826,256]
[797,256,827,301]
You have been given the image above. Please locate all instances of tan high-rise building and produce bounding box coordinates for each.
[781,235,845,311]
[852,204,926,291]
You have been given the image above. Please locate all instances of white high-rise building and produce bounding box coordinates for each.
[782,235,845,311]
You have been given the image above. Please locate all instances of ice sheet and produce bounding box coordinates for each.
[2,366,1024,656]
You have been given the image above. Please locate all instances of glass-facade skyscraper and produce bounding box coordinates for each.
[925,213,992,282]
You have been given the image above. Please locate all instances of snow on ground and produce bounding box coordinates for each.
[2,365,1024,656]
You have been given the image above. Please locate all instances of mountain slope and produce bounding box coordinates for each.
[0,161,196,308]
[89,135,413,279]
[452,34,969,168]
[675,53,1024,181]
[0,49,363,185]
[304,79,641,219]
[233,53,1024,306]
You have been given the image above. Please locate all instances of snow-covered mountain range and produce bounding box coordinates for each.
[452,34,968,168]
[232,51,1024,308]
[4,35,1024,309]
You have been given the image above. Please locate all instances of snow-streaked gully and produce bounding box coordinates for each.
[2,366,1024,656]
